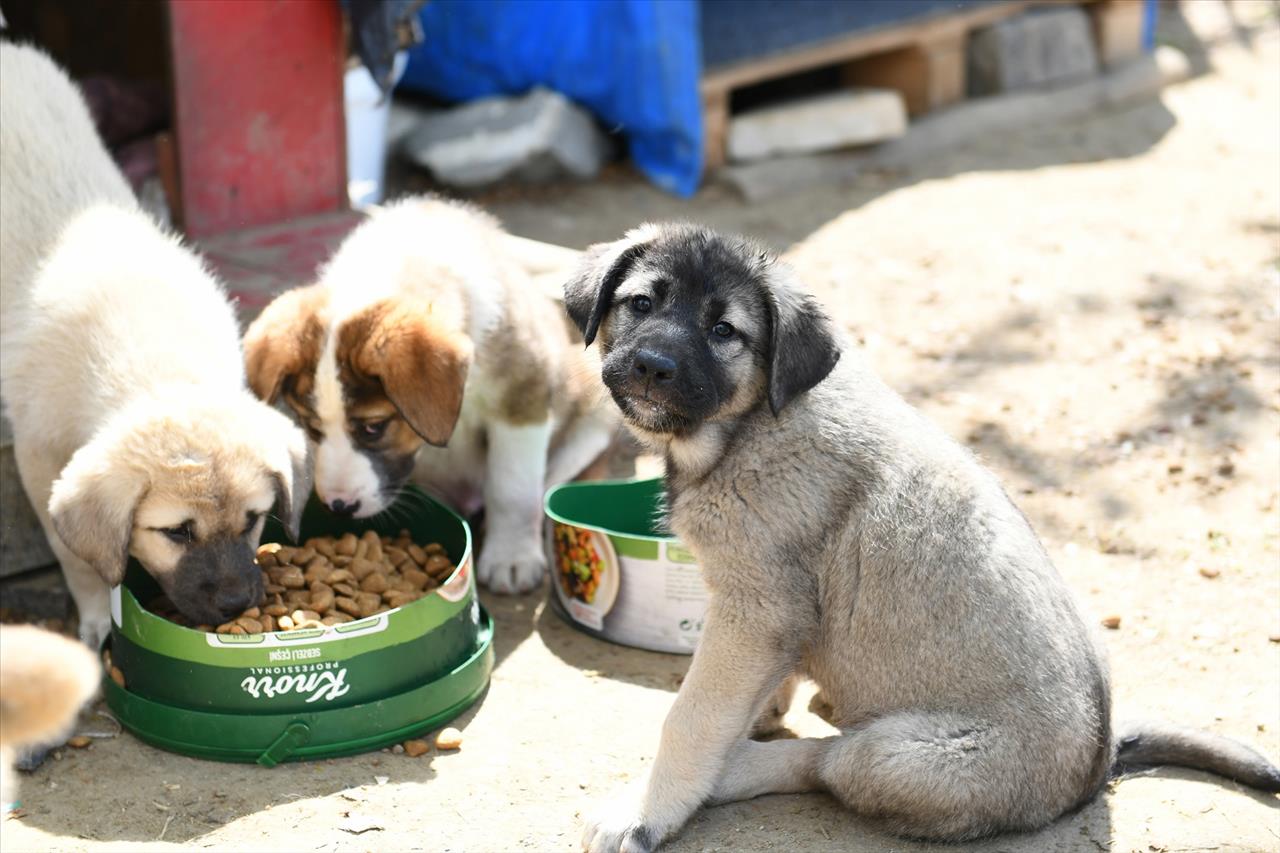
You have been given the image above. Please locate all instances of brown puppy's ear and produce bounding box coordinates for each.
[564,226,656,346]
[338,302,474,447]
[48,430,148,587]
[242,284,328,404]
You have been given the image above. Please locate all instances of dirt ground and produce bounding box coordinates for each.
[5,10,1279,853]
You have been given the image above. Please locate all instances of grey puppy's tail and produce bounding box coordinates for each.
[1113,720,1280,792]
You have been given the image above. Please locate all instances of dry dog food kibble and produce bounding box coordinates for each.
[434,726,463,750]
[146,530,456,634]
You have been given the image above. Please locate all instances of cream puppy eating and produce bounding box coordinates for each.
[0,45,308,647]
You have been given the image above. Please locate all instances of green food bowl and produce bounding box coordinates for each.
[545,477,708,654]
[105,486,493,764]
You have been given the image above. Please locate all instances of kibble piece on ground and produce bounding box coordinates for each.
[434,727,462,750]
[403,739,430,757]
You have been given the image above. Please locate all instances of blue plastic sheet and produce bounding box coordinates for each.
[401,0,702,197]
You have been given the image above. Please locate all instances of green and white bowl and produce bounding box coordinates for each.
[545,477,708,654]
[105,486,493,764]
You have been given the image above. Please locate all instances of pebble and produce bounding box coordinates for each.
[434,727,463,750]
[1198,566,1221,579]
[403,739,429,758]
[391,744,405,755]
[1100,615,1122,630]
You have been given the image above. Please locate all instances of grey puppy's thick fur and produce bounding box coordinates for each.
[565,224,1280,853]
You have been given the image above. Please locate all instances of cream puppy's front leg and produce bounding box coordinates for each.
[14,444,111,648]
[478,419,551,594]
[582,600,795,853]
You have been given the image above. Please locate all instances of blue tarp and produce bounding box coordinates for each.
[401,0,703,197]
[401,0,1159,197]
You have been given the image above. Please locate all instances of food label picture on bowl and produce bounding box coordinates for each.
[551,522,707,654]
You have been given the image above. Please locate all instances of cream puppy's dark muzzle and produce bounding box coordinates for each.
[165,537,262,624]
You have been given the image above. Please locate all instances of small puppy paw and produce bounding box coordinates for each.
[478,541,545,594]
[581,802,656,853]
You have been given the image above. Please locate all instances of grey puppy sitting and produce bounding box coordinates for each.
[565,224,1280,852]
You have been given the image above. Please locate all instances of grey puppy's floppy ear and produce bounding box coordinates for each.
[564,235,652,346]
[764,272,841,416]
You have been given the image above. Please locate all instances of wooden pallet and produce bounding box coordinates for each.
[700,0,1145,172]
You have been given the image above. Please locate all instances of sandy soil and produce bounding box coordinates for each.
[4,13,1279,853]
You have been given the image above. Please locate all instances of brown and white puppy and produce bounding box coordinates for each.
[243,197,617,594]
[0,625,100,806]
[0,45,309,648]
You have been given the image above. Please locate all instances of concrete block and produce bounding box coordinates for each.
[0,416,56,578]
[720,46,1190,203]
[399,87,611,187]
[727,88,907,163]
[968,6,1100,96]
[0,565,70,620]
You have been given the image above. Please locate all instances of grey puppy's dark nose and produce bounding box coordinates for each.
[633,349,677,385]
[329,499,360,517]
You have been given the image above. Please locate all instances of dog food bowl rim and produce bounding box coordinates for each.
[544,476,673,543]
[102,606,494,765]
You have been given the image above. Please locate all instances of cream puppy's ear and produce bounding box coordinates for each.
[48,428,147,586]
[336,300,474,447]
[243,284,328,404]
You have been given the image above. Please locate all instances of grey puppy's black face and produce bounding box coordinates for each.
[565,224,841,437]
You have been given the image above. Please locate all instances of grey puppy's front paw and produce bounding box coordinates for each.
[581,797,658,853]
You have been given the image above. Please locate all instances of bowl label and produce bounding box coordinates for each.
[241,661,351,704]
[552,523,708,654]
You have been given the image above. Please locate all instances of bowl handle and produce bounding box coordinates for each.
[257,721,312,767]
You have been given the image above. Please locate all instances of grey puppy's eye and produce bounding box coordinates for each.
[712,321,734,339]
[630,294,652,313]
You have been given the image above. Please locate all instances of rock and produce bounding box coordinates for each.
[400,87,611,187]
[727,88,906,163]
[968,7,1099,96]
[402,739,429,758]
[434,727,463,750]
[1198,566,1221,579]
[1101,614,1122,630]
